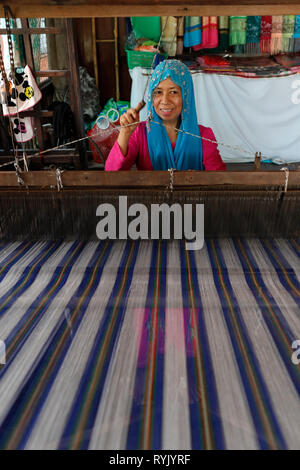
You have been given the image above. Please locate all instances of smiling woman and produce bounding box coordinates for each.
[105,59,226,171]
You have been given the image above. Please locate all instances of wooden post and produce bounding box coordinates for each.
[114,17,120,101]
[21,18,45,152]
[92,18,99,88]
[65,18,87,169]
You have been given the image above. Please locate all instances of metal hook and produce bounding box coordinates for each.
[254,151,261,171]
[14,159,24,186]
[167,168,175,192]
[56,168,64,191]
[280,167,289,193]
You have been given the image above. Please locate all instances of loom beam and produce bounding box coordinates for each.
[0,169,300,240]
[0,170,300,188]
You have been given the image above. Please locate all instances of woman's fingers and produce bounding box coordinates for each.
[127,108,139,122]
[134,100,146,113]
[120,108,139,132]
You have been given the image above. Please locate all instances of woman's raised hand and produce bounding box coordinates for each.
[120,107,140,137]
[118,100,145,156]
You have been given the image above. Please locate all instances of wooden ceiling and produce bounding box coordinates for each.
[1,0,300,18]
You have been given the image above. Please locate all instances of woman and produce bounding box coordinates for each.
[105,59,226,171]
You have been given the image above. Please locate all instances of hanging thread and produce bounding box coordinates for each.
[56,168,64,191]
[280,166,289,193]
[167,167,175,192]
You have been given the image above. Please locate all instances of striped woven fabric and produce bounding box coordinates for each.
[0,239,299,449]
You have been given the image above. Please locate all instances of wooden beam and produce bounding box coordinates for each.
[0,170,299,189]
[3,2,300,18]
[19,110,54,117]
[0,27,64,35]
[35,70,69,77]
[0,158,80,171]
[0,150,80,166]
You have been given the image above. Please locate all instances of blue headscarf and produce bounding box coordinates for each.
[146,59,203,170]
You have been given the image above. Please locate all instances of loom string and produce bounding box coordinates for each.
[0,117,289,171]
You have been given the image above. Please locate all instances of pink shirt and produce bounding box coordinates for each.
[105,122,226,171]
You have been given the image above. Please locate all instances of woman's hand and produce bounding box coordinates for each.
[119,108,140,138]
[117,101,145,157]
[117,107,141,157]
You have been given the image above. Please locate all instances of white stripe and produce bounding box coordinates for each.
[273,239,300,280]
[0,242,51,294]
[162,241,191,450]
[0,242,23,264]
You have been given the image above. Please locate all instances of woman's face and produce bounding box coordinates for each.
[152,77,182,125]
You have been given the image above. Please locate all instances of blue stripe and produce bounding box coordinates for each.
[180,243,204,449]
[287,240,300,259]
[126,241,166,450]
[207,239,286,450]
[0,241,112,450]
[180,241,225,450]
[151,241,166,449]
[234,239,300,394]
[59,241,140,450]
[0,242,35,283]
[0,242,61,316]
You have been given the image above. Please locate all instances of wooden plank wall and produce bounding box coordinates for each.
[74,17,131,106]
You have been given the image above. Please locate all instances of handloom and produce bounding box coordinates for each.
[0,1,300,451]
[0,52,299,240]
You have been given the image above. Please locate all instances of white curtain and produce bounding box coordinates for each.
[130,67,300,164]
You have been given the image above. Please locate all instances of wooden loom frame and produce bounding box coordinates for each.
[0,1,300,201]
[2,1,300,18]
[0,170,299,189]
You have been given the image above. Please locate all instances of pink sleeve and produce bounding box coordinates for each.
[105,126,141,171]
[201,126,226,171]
